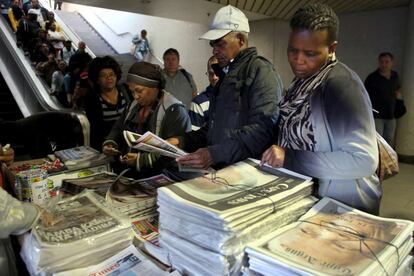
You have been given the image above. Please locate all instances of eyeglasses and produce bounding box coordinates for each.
[99,72,116,79]
[205,71,216,77]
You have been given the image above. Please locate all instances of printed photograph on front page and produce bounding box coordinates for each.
[263,200,402,275]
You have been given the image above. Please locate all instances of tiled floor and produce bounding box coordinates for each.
[380,163,414,221]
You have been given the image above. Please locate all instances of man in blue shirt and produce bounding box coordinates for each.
[189,56,218,130]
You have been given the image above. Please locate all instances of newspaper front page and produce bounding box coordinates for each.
[246,197,414,276]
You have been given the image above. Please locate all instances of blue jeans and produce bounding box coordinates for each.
[375,119,396,147]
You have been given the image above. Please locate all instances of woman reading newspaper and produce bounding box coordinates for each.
[261,3,380,214]
[102,62,191,178]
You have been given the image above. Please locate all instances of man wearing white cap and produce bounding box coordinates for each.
[171,5,283,169]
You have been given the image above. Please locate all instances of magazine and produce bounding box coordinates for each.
[246,197,414,276]
[132,216,160,246]
[54,146,112,169]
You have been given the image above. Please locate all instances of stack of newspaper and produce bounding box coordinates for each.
[246,197,414,276]
[157,159,317,275]
[106,173,174,221]
[54,245,176,276]
[21,191,133,275]
[54,146,112,170]
[60,172,118,197]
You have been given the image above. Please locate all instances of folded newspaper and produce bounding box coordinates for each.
[123,130,211,174]
[246,197,414,276]
[124,130,186,158]
[21,191,133,274]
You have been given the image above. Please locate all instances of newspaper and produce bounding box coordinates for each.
[34,192,128,245]
[61,172,118,197]
[124,130,186,157]
[107,174,174,221]
[157,159,315,275]
[54,245,173,276]
[246,197,414,276]
[158,159,313,224]
[22,191,133,274]
[159,196,317,255]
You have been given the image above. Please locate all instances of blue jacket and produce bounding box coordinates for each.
[283,62,380,214]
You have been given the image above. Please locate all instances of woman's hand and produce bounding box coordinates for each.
[261,145,285,168]
[102,144,120,156]
[120,153,138,167]
[0,144,14,167]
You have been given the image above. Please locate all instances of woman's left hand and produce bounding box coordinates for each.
[261,145,285,168]
[120,153,138,167]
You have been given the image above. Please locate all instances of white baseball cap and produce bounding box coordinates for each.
[200,5,250,40]
[28,9,38,15]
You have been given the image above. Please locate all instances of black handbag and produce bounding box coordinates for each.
[395,99,407,119]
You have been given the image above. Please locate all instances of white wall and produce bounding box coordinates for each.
[249,6,408,88]
[61,2,408,94]
[337,7,407,81]
[63,0,270,25]
[250,18,292,89]
[64,3,213,90]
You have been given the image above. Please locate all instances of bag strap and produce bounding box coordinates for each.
[180,69,195,91]
[236,55,271,125]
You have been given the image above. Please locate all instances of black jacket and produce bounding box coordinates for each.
[182,47,283,168]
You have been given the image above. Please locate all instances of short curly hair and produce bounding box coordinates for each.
[88,56,122,85]
[290,3,339,45]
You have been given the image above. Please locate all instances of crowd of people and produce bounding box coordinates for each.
[3,0,404,213]
[0,2,407,275]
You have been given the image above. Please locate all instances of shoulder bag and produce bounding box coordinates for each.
[376,132,399,181]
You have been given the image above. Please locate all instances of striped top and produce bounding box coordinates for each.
[189,85,214,130]
[100,89,128,123]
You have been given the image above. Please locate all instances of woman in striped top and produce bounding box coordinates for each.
[85,56,132,150]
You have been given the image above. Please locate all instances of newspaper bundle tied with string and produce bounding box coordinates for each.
[20,190,133,275]
[245,197,414,276]
[157,159,318,275]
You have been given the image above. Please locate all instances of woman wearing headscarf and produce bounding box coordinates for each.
[102,62,191,177]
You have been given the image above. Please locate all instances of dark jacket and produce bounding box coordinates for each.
[104,92,191,176]
[364,69,400,119]
[84,84,132,150]
[181,47,283,168]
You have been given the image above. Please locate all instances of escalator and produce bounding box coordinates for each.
[0,12,91,149]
